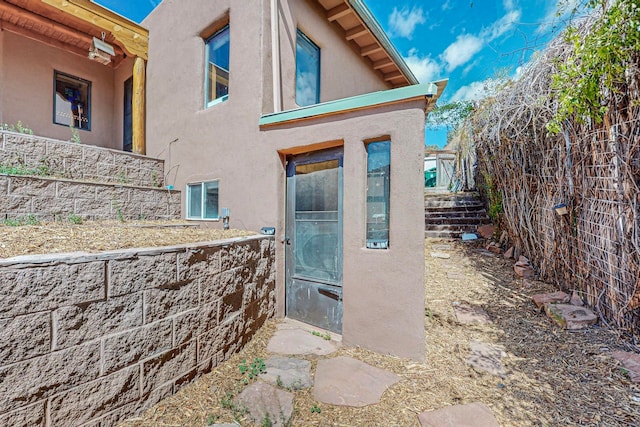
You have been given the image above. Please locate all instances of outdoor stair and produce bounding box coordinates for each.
[424,191,491,239]
[0,130,180,222]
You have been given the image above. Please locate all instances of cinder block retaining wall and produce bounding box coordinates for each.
[0,236,276,427]
[0,131,165,188]
[0,174,181,221]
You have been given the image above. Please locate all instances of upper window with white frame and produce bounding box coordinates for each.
[295,30,320,107]
[205,25,230,107]
[187,181,219,220]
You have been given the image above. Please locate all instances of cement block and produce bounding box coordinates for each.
[201,267,249,303]
[103,319,173,374]
[46,139,83,159]
[144,279,199,323]
[31,197,73,215]
[74,198,111,216]
[55,293,143,349]
[0,262,105,318]
[0,342,100,413]
[142,340,197,394]
[545,303,597,329]
[56,181,96,199]
[221,240,262,270]
[49,366,139,426]
[83,147,115,164]
[109,253,177,296]
[0,402,45,427]
[8,176,56,197]
[0,195,32,213]
[174,303,218,346]
[0,311,50,365]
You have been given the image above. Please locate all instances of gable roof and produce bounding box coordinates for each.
[315,0,418,87]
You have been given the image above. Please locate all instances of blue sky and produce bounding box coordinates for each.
[96,0,575,147]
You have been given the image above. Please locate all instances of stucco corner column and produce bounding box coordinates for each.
[132,56,146,155]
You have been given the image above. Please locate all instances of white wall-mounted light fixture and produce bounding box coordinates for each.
[89,33,115,65]
[554,203,569,216]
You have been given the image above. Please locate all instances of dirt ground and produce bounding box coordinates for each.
[0,221,254,259]
[115,238,640,427]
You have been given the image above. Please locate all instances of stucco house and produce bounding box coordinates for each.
[143,0,445,361]
[0,0,445,361]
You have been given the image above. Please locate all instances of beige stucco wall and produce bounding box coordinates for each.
[145,0,427,360]
[0,31,130,150]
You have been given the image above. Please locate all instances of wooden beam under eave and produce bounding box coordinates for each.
[132,57,146,155]
[326,3,351,22]
[372,57,393,70]
[345,24,367,41]
[384,71,403,81]
[360,43,382,56]
[0,20,90,58]
[42,0,148,60]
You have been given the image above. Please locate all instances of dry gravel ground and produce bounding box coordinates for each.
[115,238,640,426]
[0,221,255,258]
[2,224,637,426]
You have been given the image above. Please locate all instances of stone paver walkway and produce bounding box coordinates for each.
[418,402,500,427]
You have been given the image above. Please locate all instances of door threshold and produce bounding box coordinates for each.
[282,317,343,343]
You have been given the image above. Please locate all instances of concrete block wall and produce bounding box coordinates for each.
[0,131,165,188]
[0,174,181,221]
[0,235,276,427]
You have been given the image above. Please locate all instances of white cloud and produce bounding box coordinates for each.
[388,6,426,39]
[403,48,442,83]
[440,7,521,72]
[450,81,489,102]
[534,0,582,35]
[442,0,453,11]
[503,0,515,11]
[481,10,521,41]
[441,34,484,72]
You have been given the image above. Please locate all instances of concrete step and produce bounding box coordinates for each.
[425,217,491,226]
[425,224,482,232]
[425,210,488,218]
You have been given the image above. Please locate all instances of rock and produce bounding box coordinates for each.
[234,381,294,426]
[453,304,492,324]
[267,325,339,356]
[503,246,514,259]
[474,249,496,257]
[466,341,507,377]
[570,290,584,306]
[513,263,535,278]
[477,225,496,239]
[313,356,400,407]
[432,244,452,251]
[545,304,597,330]
[518,255,529,264]
[611,351,640,383]
[418,402,500,427]
[486,243,502,254]
[430,252,451,259]
[259,357,312,390]
[531,291,570,309]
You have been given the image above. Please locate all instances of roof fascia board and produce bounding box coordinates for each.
[259,82,444,127]
[347,0,418,85]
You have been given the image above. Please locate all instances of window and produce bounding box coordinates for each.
[366,141,390,249]
[295,30,320,106]
[205,25,230,107]
[187,181,219,219]
[54,71,91,130]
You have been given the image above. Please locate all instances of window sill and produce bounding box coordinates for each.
[206,94,228,109]
[185,217,220,221]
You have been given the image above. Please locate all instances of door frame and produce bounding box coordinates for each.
[284,146,344,332]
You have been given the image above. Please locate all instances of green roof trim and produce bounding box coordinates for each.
[348,0,418,85]
[260,82,446,127]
